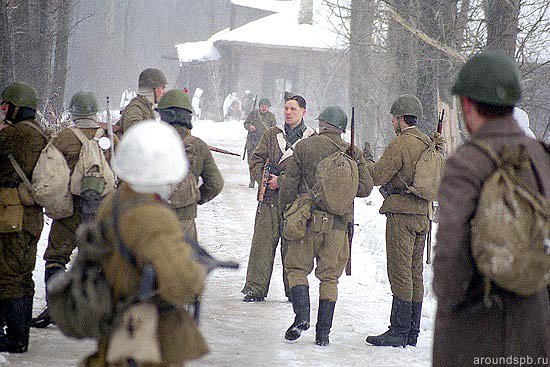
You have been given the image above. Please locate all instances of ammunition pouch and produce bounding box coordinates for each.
[311,209,334,234]
[282,195,312,241]
[0,187,24,233]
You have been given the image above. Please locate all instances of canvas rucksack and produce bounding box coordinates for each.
[169,139,200,208]
[312,137,359,216]
[8,121,73,219]
[470,140,550,301]
[401,132,445,201]
[69,127,115,215]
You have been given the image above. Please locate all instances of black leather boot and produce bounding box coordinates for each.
[407,301,422,346]
[284,285,310,341]
[0,296,33,353]
[31,264,64,328]
[366,296,412,347]
[315,300,336,346]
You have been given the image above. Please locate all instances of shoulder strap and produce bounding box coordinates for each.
[402,129,433,149]
[69,127,91,145]
[20,120,49,140]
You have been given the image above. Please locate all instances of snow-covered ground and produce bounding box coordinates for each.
[1,120,436,366]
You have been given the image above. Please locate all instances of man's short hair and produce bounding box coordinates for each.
[471,99,514,119]
[286,94,306,109]
[403,115,417,126]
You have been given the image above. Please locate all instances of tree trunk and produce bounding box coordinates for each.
[484,0,520,57]
[350,0,377,151]
[50,0,72,116]
[0,0,13,89]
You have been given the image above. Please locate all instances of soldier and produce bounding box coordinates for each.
[365,95,443,347]
[156,89,224,243]
[81,120,209,367]
[432,51,550,366]
[0,82,47,353]
[241,94,316,302]
[279,106,373,345]
[31,91,117,328]
[243,98,276,188]
[118,68,167,135]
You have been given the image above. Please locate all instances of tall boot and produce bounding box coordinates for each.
[315,300,336,346]
[284,285,310,341]
[31,264,64,328]
[365,296,412,347]
[407,301,422,346]
[0,296,33,353]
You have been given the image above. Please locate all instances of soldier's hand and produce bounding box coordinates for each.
[268,174,279,190]
[363,141,375,163]
[249,125,256,132]
[432,132,446,154]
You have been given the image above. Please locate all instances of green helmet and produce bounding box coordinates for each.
[157,89,192,112]
[390,94,423,118]
[451,51,521,106]
[259,98,271,107]
[317,106,347,131]
[1,82,38,110]
[69,90,99,115]
[138,68,167,89]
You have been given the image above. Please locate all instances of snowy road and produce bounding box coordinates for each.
[2,120,436,367]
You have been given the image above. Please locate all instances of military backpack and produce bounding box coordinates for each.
[312,136,359,216]
[470,140,550,302]
[169,139,200,208]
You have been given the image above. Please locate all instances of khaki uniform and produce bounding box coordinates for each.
[171,126,224,243]
[279,132,373,301]
[0,120,46,300]
[242,123,316,298]
[433,118,550,366]
[44,127,117,272]
[118,95,155,135]
[83,182,208,367]
[244,110,276,158]
[368,126,431,302]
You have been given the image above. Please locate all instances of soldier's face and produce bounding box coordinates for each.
[391,116,400,134]
[260,104,269,113]
[285,100,306,128]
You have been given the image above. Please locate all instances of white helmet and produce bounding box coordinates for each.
[112,120,188,198]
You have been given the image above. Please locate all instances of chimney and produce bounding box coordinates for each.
[298,0,313,25]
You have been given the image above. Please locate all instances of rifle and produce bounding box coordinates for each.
[426,109,445,265]
[257,158,280,214]
[105,96,115,159]
[243,95,258,160]
[208,145,240,157]
[345,107,355,276]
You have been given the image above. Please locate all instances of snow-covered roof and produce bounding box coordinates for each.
[231,0,289,13]
[217,0,345,50]
[176,0,346,63]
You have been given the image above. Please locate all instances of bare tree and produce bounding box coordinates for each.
[484,0,520,56]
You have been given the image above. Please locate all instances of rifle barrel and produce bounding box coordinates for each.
[208,145,240,157]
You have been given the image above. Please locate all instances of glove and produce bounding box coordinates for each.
[432,132,446,154]
[362,141,375,163]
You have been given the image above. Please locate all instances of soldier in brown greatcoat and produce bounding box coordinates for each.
[241,94,316,302]
[0,82,47,353]
[32,91,117,328]
[433,51,549,366]
[82,120,209,367]
[118,68,166,135]
[243,98,276,188]
[279,106,373,346]
[156,89,224,243]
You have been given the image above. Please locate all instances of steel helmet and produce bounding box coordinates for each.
[317,106,347,131]
[111,120,188,188]
[390,95,423,118]
[1,82,39,110]
[157,89,193,112]
[138,68,167,89]
[69,90,99,116]
[451,51,521,106]
[258,98,271,107]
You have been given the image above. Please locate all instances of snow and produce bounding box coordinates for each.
[2,119,436,366]
[175,28,227,63]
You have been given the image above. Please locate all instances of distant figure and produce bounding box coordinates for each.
[183,87,189,94]
[119,86,136,111]
[513,107,536,138]
[223,92,241,121]
[192,88,203,121]
[242,90,255,119]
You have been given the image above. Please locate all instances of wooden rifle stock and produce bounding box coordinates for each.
[208,145,240,157]
[257,158,271,206]
[345,107,355,276]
